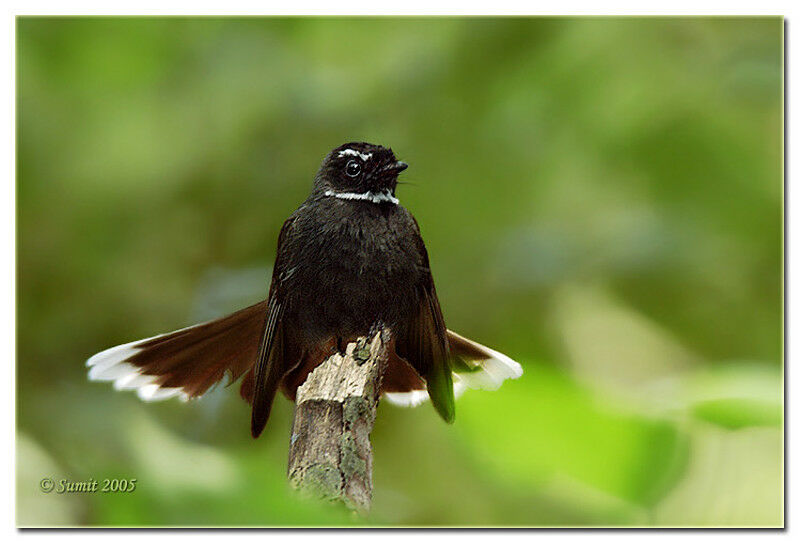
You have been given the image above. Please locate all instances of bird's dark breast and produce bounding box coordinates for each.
[280,199,423,345]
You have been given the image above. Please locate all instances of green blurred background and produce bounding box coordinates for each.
[16,17,783,527]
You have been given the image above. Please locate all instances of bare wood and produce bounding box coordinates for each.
[287,330,389,514]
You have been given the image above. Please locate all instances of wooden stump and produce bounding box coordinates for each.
[287,330,389,514]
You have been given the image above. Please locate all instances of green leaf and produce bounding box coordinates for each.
[457,362,689,507]
[692,398,782,430]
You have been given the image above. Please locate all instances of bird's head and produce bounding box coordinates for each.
[314,142,408,201]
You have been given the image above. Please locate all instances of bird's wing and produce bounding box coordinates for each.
[249,213,300,438]
[393,214,455,423]
[385,212,522,411]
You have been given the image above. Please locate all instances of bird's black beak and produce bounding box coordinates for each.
[382,161,408,174]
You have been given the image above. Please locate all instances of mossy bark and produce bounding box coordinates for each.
[287,331,388,514]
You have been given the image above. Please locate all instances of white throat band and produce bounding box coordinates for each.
[324,190,399,205]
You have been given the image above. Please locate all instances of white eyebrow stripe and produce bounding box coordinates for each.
[337,149,372,161]
[324,190,399,205]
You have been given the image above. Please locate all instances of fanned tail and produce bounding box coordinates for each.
[86,301,268,402]
[383,330,523,408]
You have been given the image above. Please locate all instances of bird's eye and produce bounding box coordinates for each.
[345,160,361,177]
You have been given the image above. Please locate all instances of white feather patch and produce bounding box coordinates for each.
[324,189,399,205]
[86,329,198,402]
[446,330,523,391]
[383,379,469,408]
[383,389,430,407]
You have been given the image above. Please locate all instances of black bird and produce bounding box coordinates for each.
[87,142,522,437]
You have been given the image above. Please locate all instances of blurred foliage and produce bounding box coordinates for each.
[16,17,783,526]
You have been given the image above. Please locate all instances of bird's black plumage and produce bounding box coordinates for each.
[251,142,454,436]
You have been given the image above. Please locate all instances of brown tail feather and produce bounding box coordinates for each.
[87,301,268,401]
[381,339,426,393]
